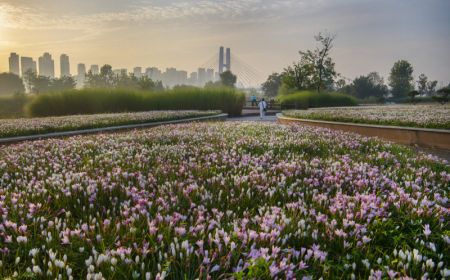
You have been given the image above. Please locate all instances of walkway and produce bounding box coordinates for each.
[227,115,277,122]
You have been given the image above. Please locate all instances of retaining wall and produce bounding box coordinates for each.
[277,114,450,150]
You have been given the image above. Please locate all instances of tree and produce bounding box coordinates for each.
[138,76,156,91]
[0,73,25,95]
[417,74,428,95]
[310,32,337,92]
[342,72,388,100]
[433,87,449,104]
[220,71,237,88]
[408,90,420,104]
[416,73,437,96]
[261,73,282,97]
[115,72,139,89]
[280,32,338,94]
[85,64,116,88]
[354,72,388,99]
[426,80,438,96]
[23,71,52,94]
[389,60,414,98]
[50,76,76,92]
[335,78,347,91]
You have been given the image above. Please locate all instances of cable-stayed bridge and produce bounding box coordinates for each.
[199,47,264,88]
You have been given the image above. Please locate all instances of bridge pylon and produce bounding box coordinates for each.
[219,46,231,74]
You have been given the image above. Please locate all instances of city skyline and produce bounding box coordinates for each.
[7,51,221,88]
[0,0,449,86]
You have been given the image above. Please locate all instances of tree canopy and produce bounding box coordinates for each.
[389,60,414,98]
[279,32,338,95]
[342,72,388,100]
[261,73,282,97]
[0,73,25,95]
[220,71,237,88]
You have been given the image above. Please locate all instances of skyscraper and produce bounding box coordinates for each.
[133,67,142,78]
[90,65,99,75]
[145,67,162,81]
[77,63,86,76]
[60,54,70,77]
[188,72,198,86]
[38,52,55,78]
[198,68,206,86]
[77,63,86,88]
[9,53,20,76]
[206,68,214,83]
[20,57,37,76]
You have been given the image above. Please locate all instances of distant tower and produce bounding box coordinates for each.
[90,65,99,75]
[206,68,214,82]
[219,47,224,74]
[60,54,70,77]
[38,52,55,78]
[77,63,86,88]
[20,57,37,76]
[218,46,231,74]
[9,53,20,76]
[226,48,231,71]
[198,68,206,86]
[133,67,142,78]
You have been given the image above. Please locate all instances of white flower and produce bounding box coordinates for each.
[29,248,39,257]
[32,265,42,275]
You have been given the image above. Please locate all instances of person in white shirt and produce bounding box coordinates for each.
[258,98,267,119]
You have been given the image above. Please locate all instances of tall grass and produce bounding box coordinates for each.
[0,94,29,118]
[27,88,245,117]
[279,91,358,109]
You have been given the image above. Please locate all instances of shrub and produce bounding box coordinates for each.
[0,94,29,118]
[27,87,245,117]
[279,91,357,109]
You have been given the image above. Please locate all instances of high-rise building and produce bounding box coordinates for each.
[206,68,214,83]
[20,57,37,76]
[177,70,188,85]
[90,65,99,75]
[77,63,86,88]
[188,72,198,86]
[145,67,162,81]
[77,63,86,76]
[198,68,206,86]
[133,67,142,78]
[38,52,55,78]
[113,69,127,76]
[9,53,20,76]
[60,54,70,77]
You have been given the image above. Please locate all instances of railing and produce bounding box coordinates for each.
[244,100,281,110]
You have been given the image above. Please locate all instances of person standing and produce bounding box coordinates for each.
[258,98,267,119]
[251,95,257,107]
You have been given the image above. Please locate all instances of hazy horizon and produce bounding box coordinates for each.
[0,0,449,86]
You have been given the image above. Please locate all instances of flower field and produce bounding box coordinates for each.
[0,122,449,279]
[283,104,450,129]
[0,111,220,138]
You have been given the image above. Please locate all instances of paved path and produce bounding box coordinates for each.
[227,115,277,122]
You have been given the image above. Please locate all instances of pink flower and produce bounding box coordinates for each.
[175,227,186,236]
[423,224,431,238]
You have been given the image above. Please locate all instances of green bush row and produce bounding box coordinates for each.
[25,88,245,117]
[279,91,358,109]
[0,94,28,118]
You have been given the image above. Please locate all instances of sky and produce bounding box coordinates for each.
[0,0,449,86]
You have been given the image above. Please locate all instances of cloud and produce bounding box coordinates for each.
[0,0,328,31]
